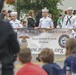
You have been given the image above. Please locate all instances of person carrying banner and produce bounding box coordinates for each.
[35,8,54,29]
[10,12,23,29]
[27,10,35,28]
[62,7,75,28]
[57,14,63,28]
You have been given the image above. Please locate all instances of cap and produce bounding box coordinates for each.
[42,8,49,12]
[10,12,17,16]
[67,7,73,10]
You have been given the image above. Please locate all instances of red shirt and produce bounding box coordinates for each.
[17,63,48,75]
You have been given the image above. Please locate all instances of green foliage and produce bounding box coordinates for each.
[15,0,63,21]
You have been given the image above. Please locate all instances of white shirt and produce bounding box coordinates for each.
[39,17,53,28]
[10,19,23,28]
[73,16,76,28]
[62,15,75,28]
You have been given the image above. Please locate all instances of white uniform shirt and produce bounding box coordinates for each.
[62,15,75,28]
[10,19,23,28]
[73,16,76,28]
[39,17,53,28]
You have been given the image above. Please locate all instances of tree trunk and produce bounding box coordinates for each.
[17,10,20,20]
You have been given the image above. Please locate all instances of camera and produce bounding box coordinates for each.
[36,54,41,62]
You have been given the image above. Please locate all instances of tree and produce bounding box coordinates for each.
[6,0,15,5]
[7,0,63,21]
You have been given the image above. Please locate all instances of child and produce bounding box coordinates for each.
[40,48,62,75]
[17,47,48,75]
[71,28,76,38]
[57,14,63,28]
[63,38,76,75]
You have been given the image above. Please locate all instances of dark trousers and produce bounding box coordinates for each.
[0,54,15,75]
[2,63,14,75]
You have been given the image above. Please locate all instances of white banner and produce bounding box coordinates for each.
[17,29,72,55]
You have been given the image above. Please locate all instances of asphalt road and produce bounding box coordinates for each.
[14,54,65,75]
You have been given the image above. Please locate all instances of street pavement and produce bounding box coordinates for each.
[14,54,65,75]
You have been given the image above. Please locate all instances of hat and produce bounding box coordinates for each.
[42,8,49,12]
[67,7,73,10]
[10,12,17,16]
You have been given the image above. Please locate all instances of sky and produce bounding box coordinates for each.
[58,0,76,10]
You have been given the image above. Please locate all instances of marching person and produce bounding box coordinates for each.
[35,10,42,27]
[57,14,63,28]
[10,12,23,29]
[0,0,20,75]
[62,7,75,28]
[36,8,54,29]
[27,10,35,28]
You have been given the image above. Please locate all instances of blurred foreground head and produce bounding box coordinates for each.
[18,47,32,64]
[0,0,5,13]
[66,38,76,56]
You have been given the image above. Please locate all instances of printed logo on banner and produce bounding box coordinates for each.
[19,35,30,48]
[58,34,70,48]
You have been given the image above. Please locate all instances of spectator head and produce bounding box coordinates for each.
[2,10,7,14]
[40,48,54,63]
[28,10,34,18]
[64,10,67,15]
[20,19,24,23]
[36,10,42,20]
[0,0,4,13]
[42,8,49,17]
[66,38,76,56]
[59,14,62,19]
[73,10,76,15]
[1,14,6,19]
[18,47,32,64]
[21,20,27,26]
[23,21,26,25]
[8,10,12,14]
[10,12,17,21]
[67,7,73,15]
[48,14,52,19]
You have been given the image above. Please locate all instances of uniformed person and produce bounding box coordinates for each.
[0,0,20,75]
[10,12,23,29]
[62,7,75,28]
[36,8,54,29]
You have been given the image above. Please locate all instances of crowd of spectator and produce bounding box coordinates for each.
[17,38,76,75]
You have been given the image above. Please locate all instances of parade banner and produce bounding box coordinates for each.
[17,29,72,55]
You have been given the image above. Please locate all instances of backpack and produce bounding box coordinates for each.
[50,63,63,75]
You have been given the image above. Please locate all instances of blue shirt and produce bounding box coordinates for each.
[63,55,76,75]
[42,63,62,75]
